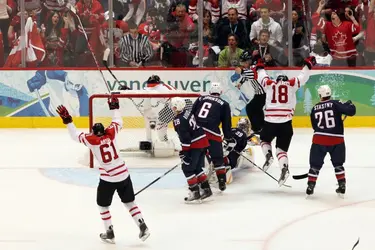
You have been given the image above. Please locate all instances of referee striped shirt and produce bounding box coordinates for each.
[119,34,153,64]
[239,68,265,95]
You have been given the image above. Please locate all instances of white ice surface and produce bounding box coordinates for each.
[0,128,374,250]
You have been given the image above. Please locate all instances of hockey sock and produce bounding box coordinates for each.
[334,166,346,182]
[308,167,320,182]
[276,148,288,168]
[186,174,198,186]
[197,171,207,183]
[124,202,144,227]
[261,142,272,156]
[99,206,113,231]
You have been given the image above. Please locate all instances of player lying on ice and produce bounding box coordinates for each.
[56,97,150,244]
[255,56,316,186]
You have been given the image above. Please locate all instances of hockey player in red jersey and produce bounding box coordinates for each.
[307,85,356,197]
[56,97,150,244]
[171,97,213,202]
[256,56,316,186]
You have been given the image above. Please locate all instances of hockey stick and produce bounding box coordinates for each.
[35,90,51,117]
[234,150,292,188]
[293,115,349,180]
[68,5,111,94]
[352,238,360,250]
[135,163,181,196]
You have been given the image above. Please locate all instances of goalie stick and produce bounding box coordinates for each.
[234,150,292,188]
[135,163,181,196]
[292,115,348,180]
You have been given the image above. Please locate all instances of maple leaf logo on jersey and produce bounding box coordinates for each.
[332,31,347,46]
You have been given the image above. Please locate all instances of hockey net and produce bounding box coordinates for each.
[89,91,201,168]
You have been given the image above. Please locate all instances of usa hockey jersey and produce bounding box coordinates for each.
[173,109,209,151]
[191,95,232,142]
[231,127,248,153]
[310,100,356,145]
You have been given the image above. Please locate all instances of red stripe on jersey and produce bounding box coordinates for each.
[102,216,111,220]
[107,163,125,173]
[112,169,128,176]
[191,137,209,149]
[265,114,289,117]
[132,211,141,217]
[182,145,191,151]
[100,211,110,215]
[147,83,175,90]
[312,135,344,145]
[265,109,292,112]
[204,131,222,142]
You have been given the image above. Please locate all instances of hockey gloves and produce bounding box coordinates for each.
[56,105,72,124]
[223,138,237,153]
[179,151,191,166]
[303,56,317,70]
[108,96,120,110]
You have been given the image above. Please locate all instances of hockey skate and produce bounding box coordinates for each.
[184,185,202,203]
[263,151,274,172]
[306,181,316,197]
[139,220,150,241]
[336,180,346,198]
[200,181,213,200]
[278,164,290,186]
[217,173,227,191]
[100,225,115,244]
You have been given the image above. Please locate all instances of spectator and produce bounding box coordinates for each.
[0,0,14,57]
[118,20,153,67]
[163,3,195,67]
[218,34,243,67]
[365,0,375,65]
[188,0,220,23]
[313,0,360,66]
[254,0,285,23]
[215,8,248,49]
[221,0,247,21]
[249,6,283,47]
[310,40,333,66]
[282,8,309,65]
[40,11,70,66]
[122,0,146,25]
[250,29,287,66]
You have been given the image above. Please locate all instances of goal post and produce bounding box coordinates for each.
[88,91,201,168]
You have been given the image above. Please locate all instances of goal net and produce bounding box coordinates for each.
[88,91,201,168]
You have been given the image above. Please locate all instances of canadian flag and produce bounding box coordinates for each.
[4,17,46,67]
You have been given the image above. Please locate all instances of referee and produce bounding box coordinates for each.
[118,21,153,67]
[232,51,266,135]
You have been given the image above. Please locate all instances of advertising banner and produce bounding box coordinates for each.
[0,69,374,119]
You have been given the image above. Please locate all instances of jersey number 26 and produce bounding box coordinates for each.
[315,110,335,129]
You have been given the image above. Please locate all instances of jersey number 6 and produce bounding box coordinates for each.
[271,85,288,104]
[99,142,119,163]
[198,102,212,118]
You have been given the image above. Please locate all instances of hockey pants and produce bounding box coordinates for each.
[246,93,266,133]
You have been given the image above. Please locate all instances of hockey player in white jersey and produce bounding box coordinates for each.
[256,56,316,186]
[56,97,150,244]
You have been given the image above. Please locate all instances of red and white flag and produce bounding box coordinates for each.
[4,17,46,67]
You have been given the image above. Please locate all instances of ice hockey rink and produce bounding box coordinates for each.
[0,128,374,250]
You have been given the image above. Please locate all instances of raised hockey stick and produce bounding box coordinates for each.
[235,150,292,188]
[135,163,181,196]
[293,115,349,180]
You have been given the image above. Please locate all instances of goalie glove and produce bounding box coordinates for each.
[223,138,237,153]
[56,105,72,124]
[108,96,120,110]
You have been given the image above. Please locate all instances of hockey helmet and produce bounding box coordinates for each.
[92,123,105,136]
[276,75,288,82]
[209,82,222,95]
[237,118,251,136]
[147,75,161,84]
[240,50,251,62]
[170,97,186,113]
[318,85,331,98]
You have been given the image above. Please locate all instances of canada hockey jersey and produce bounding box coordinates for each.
[173,109,209,151]
[310,100,356,145]
[191,95,232,141]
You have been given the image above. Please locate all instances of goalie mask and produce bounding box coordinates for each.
[147,75,161,84]
[92,123,105,136]
[237,118,251,136]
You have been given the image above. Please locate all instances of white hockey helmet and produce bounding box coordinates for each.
[318,85,331,98]
[237,117,251,136]
[170,97,186,113]
[209,82,222,95]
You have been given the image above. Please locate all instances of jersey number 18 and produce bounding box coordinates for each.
[271,85,288,104]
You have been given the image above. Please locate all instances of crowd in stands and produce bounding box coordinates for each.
[1,0,374,68]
